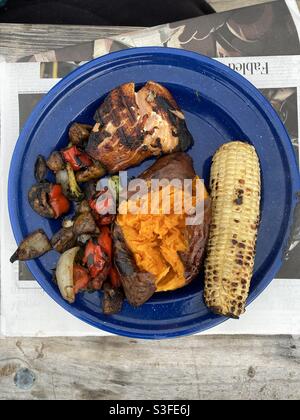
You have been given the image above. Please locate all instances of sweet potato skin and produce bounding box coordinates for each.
[180,199,211,284]
[138,152,195,183]
[113,224,156,306]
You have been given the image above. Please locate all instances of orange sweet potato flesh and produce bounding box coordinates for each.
[118,201,191,292]
[113,153,211,306]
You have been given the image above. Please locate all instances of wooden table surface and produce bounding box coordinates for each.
[0,0,300,401]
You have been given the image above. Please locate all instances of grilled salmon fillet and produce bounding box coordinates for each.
[86,81,193,173]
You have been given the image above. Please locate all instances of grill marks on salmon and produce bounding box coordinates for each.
[86,81,193,173]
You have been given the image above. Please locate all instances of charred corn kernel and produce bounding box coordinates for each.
[204,141,261,318]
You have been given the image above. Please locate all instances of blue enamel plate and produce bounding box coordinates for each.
[8,47,300,339]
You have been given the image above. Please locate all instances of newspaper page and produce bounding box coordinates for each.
[1,0,300,336]
[18,0,300,64]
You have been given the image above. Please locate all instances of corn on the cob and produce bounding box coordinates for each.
[204,141,261,318]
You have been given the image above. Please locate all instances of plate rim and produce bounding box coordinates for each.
[8,47,300,339]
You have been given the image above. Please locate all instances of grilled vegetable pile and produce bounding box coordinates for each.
[11,117,123,314]
[10,80,261,319]
[204,141,261,318]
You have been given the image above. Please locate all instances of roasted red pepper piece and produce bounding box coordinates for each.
[109,265,121,289]
[91,273,107,290]
[89,189,115,225]
[73,264,90,294]
[89,188,113,214]
[97,214,115,225]
[82,237,106,278]
[48,184,70,218]
[98,227,121,288]
[98,226,112,260]
[62,145,92,171]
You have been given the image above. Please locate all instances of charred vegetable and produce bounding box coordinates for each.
[73,211,99,236]
[89,189,116,225]
[62,217,74,229]
[46,151,65,172]
[83,237,108,278]
[34,155,47,182]
[108,175,122,205]
[69,123,92,145]
[76,199,90,214]
[28,183,54,218]
[56,246,80,303]
[109,265,122,289]
[66,163,84,201]
[51,227,76,253]
[62,145,92,171]
[28,182,70,219]
[56,169,70,197]
[77,234,92,246]
[98,226,112,260]
[76,161,106,183]
[10,229,52,263]
[81,180,97,201]
[96,227,119,291]
[73,264,90,294]
[48,184,71,218]
[204,142,261,318]
[82,235,110,290]
[56,165,84,202]
[102,283,124,315]
[52,210,99,253]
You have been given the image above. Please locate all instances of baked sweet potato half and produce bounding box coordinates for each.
[113,152,211,306]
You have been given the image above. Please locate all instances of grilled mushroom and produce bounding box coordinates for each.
[51,227,77,254]
[10,229,52,263]
[81,180,97,201]
[62,217,75,229]
[102,283,124,315]
[77,234,92,246]
[69,123,93,145]
[28,182,70,219]
[73,211,99,236]
[75,199,90,214]
[28,183,55,218]
[76,161,106,183]
[34,155,47,182]
[46,151,65,172]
